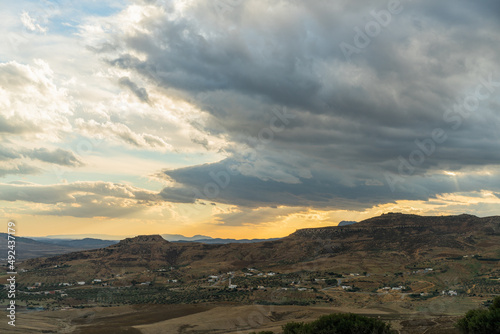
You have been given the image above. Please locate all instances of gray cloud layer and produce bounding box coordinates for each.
[88,0,500,209]
[0,146,83,177]
[0,181,160,218]
[118,76,150,103]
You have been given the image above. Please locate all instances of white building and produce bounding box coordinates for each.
[442,290,458,296]
[228,278,237,289]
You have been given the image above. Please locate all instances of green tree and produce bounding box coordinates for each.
[325,279,338,286]
[283,313,393,334]
[456,296,500,334]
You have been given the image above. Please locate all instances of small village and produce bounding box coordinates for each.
[3,263,478,313]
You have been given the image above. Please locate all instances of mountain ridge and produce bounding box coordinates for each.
[20,213,500,282]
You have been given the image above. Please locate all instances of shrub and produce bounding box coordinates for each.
[283,313,393,334]
[456,296,500,334]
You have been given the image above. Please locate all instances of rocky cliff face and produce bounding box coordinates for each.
[289,213,500,253]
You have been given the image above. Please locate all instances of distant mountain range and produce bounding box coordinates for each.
[2,233,281,260]
[20,213,500,282]
[30,234,130,241]
[14,214,499,266]
[29,237,118,249]
[29,233,274,243]
[0,233,117,260]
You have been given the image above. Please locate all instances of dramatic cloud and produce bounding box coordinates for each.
[158,159,500,209]
[83,0,500,209]
[1,0,500,235]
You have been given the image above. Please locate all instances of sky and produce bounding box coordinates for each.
[1,0,500,239]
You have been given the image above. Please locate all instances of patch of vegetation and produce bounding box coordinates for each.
[456,296,500,333]
[325,278,338,286]
[282,313,393,334]
[409,291,439,301]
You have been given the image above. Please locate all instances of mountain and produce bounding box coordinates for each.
[31,234,131,240]
[162,234,212,241]
[0,233,78,261]
[32,233,279,244]
[34,233,212,242]
[0,235,119,261]
[19,214,500,282]
[173,237,281,244]
[291,213,499,255]
[28,237,118,249]
[337,220,357,226]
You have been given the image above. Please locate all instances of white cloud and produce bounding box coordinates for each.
[20,11,47,33]
[0,60,73,140]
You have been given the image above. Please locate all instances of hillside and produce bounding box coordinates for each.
[291,213,500,253]
[29,237,118,249]
[18,213,500,281]
[0,233,79,260]
[0,234,120,261]
[8,213,500,334]
[173,237,282,244]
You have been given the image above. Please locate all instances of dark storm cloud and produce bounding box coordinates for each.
[90,0,500,208]
[158,158,500,209]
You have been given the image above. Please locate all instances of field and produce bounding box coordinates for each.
[0,302,471,334]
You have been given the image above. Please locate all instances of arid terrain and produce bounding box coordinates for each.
[1,213,499,333]
[0,303,470,333]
